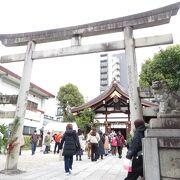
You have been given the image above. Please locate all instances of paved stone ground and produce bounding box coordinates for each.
[0,148,127,180]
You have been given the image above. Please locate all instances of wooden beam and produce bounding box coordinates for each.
[0,34,173,63]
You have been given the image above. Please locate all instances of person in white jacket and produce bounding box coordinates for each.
[86,127,100,161]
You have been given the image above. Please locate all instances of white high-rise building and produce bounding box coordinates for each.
[112,53,128,90]
[100,53,109,93]
[100,52,128,93]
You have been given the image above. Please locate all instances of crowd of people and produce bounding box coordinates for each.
[30,126,127,159]
[85,128,126,162]
[31,124,127,175]
[28,119,145,179]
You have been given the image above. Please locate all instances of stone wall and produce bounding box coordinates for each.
[143,113,180,180]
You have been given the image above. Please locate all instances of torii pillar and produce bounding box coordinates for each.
[1,41,36,174]
[124,26,143,132]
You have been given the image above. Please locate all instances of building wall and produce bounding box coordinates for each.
[112,53,128,90]
[100,52,128,93]
[100,53,109,93]
[0,75,48,135]
[0,77,18,94]
[112,56,120,83]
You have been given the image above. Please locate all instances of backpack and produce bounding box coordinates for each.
[54,134,61,142]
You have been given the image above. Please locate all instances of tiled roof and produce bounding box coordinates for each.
[0,65,55,98]
[71,81,157,113]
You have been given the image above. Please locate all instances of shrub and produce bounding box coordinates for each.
[22,135,31,150]
[0,124,9,154]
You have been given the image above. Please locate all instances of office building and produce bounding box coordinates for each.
[100,53,109,93]
[100,52,128,93]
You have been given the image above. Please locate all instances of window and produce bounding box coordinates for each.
[27,100,38,110]
[23,126,36,135]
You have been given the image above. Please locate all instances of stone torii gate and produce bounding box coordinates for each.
[0,2,179,174]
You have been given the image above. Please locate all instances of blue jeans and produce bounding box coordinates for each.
[54,142,60,153]
[44,146,50,154]
[64,155,73,173]
[31,143,37,155]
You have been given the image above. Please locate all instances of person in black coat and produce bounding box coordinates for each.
[97,130,105,159]
[124,119,146,180]
[59,123,80,175]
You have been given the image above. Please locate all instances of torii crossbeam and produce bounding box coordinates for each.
[0,2,179,47]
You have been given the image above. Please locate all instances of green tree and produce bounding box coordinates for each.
[75,108,99,134]
[57,83,84,122]
[139,45,180,91]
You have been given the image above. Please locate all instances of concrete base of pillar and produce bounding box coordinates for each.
[143,114,180,180]
[0,169,26,175]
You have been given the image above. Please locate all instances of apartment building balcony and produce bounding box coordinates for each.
[100,62,108,67]
[100,68,108,73]
[100,74,108,79]
[100,80,108,85]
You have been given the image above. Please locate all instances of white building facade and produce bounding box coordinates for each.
[100,52,128,93]
[0,65,55,135]
[100,53,109,93]
[112,53,128,90]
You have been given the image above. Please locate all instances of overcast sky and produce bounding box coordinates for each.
[0,0,179,115]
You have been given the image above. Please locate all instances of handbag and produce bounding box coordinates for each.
[123,158,132,172]
[74,136,79,152]
[75,141,79,151]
